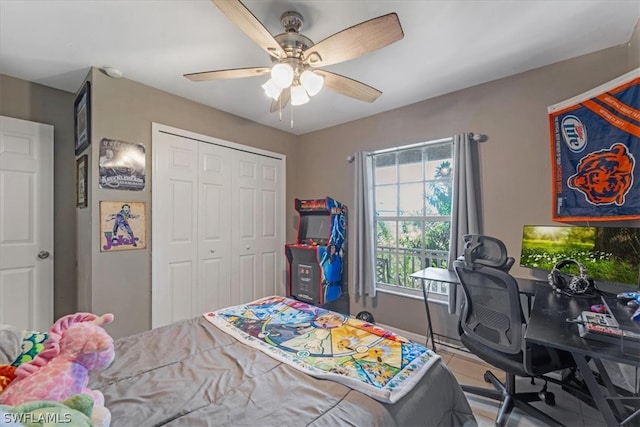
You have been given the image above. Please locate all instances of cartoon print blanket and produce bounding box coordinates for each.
[203,296,440,404]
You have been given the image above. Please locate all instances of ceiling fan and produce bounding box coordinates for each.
[184,0,404,112]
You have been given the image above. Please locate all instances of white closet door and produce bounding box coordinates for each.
[231,150,260,305]
[197,142,232,313]
[259,156,285,298]
[153,123,286,326]
[152,131,198,328]
[231,152,285,304]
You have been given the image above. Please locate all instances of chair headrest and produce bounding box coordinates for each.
[461,234,509,269]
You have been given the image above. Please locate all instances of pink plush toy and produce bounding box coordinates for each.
[0,313,115,426]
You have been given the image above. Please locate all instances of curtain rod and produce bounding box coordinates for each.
[469,132,488,142]
[347,132,487,161]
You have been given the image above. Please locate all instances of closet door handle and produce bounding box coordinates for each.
[210,249,216,253]
[246,245,250,250]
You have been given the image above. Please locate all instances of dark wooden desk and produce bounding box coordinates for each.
[526,286,640,426]
[409,267,544,351]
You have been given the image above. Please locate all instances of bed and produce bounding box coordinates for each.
[89,297,476,426]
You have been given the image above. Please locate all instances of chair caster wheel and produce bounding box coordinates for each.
[542,392,556,406]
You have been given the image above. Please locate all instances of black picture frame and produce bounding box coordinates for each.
[74,81,91,155]
[76,155,88,208]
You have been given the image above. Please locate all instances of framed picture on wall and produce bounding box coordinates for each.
[74,81,91,155]
[76,155,88,208]
[100,201,146,252]
[98,138,146,191]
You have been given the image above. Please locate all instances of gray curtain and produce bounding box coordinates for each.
[447,133,481,313]
[353,151,377,297]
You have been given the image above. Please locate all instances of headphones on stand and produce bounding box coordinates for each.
[547,259,597,297]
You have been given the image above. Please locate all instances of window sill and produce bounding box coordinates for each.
[376,285,449,305]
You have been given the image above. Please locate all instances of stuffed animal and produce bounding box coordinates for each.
[0,324,24,365]
[0,393,94,426]
[0,313,115,427]
[11,330,49,367]
[0,365,17,392]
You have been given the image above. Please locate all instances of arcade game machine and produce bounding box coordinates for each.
[285,197,349,315]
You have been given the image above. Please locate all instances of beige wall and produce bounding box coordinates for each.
[0,74,77,320]
[630,18,640,68]
[83,68,299,339]
[297,43,639,337]
[2,19,639,340]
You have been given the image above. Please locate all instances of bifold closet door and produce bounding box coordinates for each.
[230,151,283,305]
[197,142,232,313]
[153,125,285,328]
[153,133,233,327]
[153,131,199,328]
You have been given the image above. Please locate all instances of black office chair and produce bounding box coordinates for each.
[454,235,575,427]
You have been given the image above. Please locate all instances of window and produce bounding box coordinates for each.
[372,139,454,299]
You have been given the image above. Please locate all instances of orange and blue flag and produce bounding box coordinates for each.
[549,68,640,221]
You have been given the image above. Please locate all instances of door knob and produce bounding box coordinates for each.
[37,250,50,259]
[210,249,216,253]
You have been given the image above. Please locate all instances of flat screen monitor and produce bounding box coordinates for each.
[301,214,329,244]
[520,225,640,289]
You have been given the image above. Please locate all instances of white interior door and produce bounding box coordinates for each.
[198,142,232,313]
[258,156,285,298]
[231,152,285,303]
[152,123,286,328]
[231,151,260,305]
[0,116,53,331]
[152,129,198,328]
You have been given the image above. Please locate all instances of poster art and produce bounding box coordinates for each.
[99,138,146,191]
[548,68,639,221]
[100,201,146,252]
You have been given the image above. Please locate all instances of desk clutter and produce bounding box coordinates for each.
[528,281,640,426]
[576,311,640,347]
[570,294,640,351]
[617,291,640,321]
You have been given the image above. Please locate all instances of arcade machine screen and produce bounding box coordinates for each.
[301,215,329,245]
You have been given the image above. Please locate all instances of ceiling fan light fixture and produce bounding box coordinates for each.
[271,63,294,88]
[290,84,310,105]
[300,70,324,96]
[262,79,282,100]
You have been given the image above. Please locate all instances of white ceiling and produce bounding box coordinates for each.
[1,1,639,135]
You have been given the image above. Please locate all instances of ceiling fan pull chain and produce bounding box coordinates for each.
[290,104,294,129]
[279,96,283,122]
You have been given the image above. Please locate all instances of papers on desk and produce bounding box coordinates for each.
[578,311,640,349]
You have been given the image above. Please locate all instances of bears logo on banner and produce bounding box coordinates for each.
[548,68,640,221]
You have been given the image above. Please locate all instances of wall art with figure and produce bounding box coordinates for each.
[100,201,146,252]
[99,138,146,191]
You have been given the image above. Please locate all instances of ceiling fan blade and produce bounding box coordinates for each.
[303,13,403,67]
[270,87,290,113]
[184,67,270,81]
[211,0,287,59]
[315,70,382,102]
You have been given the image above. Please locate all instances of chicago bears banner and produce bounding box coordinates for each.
[549,68,640,221]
